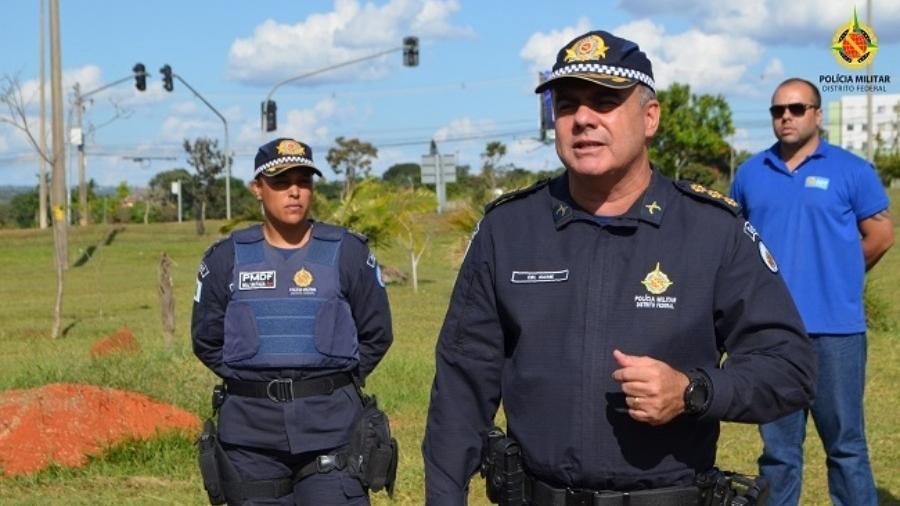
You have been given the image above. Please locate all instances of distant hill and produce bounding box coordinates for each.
[0,186,32,204]
[0,185,121,204]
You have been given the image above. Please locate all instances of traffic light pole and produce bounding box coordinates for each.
[261,44,406,133]
[72,72,143,226]
[172,74,232,220]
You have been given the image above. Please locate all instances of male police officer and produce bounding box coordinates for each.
[192,138,393,505]
[422,30,816,506]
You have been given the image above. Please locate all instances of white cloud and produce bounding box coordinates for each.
[619,0,900,45]
[519,17,592,74]
[619,20,763,95]
[761,58,785,82]
[433,117,496,143]
[227,0,473,86]
[159,116,222,143]
[0,133,8,153]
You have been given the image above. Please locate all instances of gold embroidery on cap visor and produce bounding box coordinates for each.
[262,162,313,176]
[560,72,637,89]
[276,140,306,156]
[564,34,610,62]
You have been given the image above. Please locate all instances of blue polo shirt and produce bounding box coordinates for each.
[731,139,889,334]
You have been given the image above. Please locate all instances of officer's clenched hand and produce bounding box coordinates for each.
[611,349,690,426]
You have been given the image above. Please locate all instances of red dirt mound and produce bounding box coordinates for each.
[90,327,140,358]
[0,383,200,476]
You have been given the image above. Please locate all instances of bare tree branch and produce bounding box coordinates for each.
[1,74,55,166]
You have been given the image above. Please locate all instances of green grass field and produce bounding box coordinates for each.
[0,192,898,505]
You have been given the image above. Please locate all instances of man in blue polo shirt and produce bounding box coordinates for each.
[731,77,894,506]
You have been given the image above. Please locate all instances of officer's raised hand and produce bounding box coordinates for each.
[611,349,689,426]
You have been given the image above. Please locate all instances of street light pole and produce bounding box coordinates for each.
[172,74,231,220]
[261,38,418,133]
[71,73,143,226]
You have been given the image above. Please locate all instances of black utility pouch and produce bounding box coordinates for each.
[347,394,399,496]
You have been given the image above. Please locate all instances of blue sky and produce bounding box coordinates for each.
[1,0,898,187]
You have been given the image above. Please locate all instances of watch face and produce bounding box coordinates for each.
[685,376,709,414]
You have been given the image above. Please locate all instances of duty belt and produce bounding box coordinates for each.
[224,372,353,403]
[526,476,702,506]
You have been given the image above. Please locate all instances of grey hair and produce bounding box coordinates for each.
[638,85,657,106]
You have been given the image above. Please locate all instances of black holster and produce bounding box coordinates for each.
[481,427,526,506]
[197,384,294,505]
[696,468,770,506]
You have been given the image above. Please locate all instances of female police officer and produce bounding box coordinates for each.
[192,137,393,505]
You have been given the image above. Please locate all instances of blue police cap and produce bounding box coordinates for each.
[535,30,655,94]
[254,138,323,178]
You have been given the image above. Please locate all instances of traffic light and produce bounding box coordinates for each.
[133,63,146,91]
[263,100,277,132]
[403,36,419,67]
[160,64,174,92]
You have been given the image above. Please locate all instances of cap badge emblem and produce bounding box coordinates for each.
[276,140,306,157]
[565,34,609,62]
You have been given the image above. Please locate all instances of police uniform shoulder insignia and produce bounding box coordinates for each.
[484,179,550,214]
[673,180,740,216]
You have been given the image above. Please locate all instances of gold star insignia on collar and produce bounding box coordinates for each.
[556,203,569,216]
[645,201,662,215]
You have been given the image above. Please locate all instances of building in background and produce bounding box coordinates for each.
[826,94,900,156]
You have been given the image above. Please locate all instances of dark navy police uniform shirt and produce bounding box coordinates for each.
[192,222,393,454]
[423,171,816,504]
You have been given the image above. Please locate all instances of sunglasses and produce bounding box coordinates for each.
[769,103,818,118]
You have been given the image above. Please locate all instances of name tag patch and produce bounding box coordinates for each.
[805,176,830,190]
[511,270,569,283]
[239,270,276,290]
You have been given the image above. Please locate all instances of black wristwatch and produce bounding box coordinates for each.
[683,370,711,416]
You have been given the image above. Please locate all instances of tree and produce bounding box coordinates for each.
[148,168,195,222]
[325,136,378,199]
[392,187,435,292]
[382,163,421,187]
[0,188,40,228]
[481,141,508,192]
[649,83,734,180]
[184,137,230,235]
[2,73,67,338]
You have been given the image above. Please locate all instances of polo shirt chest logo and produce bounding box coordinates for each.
[635,262,677,310]
[804,176,830,190]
